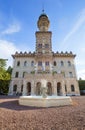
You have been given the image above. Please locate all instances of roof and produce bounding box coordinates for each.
[39,13,48,20]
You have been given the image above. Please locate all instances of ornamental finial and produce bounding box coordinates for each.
[42,2,44,13]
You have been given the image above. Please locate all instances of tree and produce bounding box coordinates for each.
[0,58,6,68]
[0,59,11,80]
[78,80,85,95]
[0,59,12,94]
[7,66,12,75]
[78,80,85,90]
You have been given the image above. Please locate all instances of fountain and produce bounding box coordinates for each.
[19,79,72,107]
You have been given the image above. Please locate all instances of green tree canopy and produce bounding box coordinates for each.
[7,66,13,75]
[0,58,6,69]
[78,80,85,90]
[0,59,11,80]
[0,59,12,94]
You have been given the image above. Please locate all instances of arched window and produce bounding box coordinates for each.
[31,61,34,66]
[65,85,67,92]
[54,61,56,66]
[23,72,27,78]
[38,44,42,48]
[13,85,17,92]
[69,72,73,78]
[61,61,64,66]
[68,61,71,66]
[15,72,19,78]
[17,61,20,66]
[45,61,49,66]
[24,61,27,66]
[38,61,42,66]
[45,44,49,48]
[71,85,75,92]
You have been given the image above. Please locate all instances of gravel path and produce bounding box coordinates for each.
[0,96,85,130]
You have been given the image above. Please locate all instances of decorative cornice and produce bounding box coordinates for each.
[35,31,52,34]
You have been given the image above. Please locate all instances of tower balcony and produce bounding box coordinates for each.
[36,66,50,73]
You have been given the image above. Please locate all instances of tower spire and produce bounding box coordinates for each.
[42,9,44,13]
[42,2,44,14]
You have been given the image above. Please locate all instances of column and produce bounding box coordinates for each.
[50,63,53,73]
[31,81,35,95]
[53,80,57,96]
[66,80,70,95]
[18,80,21,93]
[42,62,45,71]
[22,80,27,96]
[8,80,14,95]
[61,80,66,96]
[34,63,37,73]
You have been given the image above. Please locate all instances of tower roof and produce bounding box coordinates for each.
[37,12,50,31]
[39,13,48,20]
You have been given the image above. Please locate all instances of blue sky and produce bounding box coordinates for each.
[0,0,85,79]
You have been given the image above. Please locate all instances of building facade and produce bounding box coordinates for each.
[9,12,80,96]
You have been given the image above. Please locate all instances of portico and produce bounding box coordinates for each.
[22,73,66,96]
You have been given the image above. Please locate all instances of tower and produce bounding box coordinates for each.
[35,12,53,73]
[36,12,52,54]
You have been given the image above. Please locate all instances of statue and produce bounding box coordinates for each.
[40,79,47,98]
[40,86,47,98]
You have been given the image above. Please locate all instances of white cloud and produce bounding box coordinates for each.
[76,59,85,66]
[0,39,32,67]
[0,39,19,67]
[2,22,21,35]
[81,47,85,52]
[61,8,85,48]
[75,58,85,79]
[77,69,85,79]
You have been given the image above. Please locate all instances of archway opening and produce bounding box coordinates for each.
[47,82,52,96]
[13,85,17,95]
[21,85,23,95]
[57,82,62,96]
[36,82,41,95]
[27,82,31,95]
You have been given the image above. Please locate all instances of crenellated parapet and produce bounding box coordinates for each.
[12,51,35,58]
[53,51,76,57]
